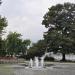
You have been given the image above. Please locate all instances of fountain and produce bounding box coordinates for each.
[28,52,50,68]
[40,57,44,67]
[28,52,51,68]
[29,56,44,68]
[34,57,39,68]
[24,52,56,75]
[29,58,33,68]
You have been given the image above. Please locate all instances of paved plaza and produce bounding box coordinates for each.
[12,63,75,75]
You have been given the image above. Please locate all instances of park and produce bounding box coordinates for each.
[0,0,75,75]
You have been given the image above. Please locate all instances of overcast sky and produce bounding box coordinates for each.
[0,0,75,42]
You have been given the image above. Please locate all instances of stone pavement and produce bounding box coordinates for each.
[12,63,75,75]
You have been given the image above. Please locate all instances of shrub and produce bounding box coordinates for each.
[44,56,55,61]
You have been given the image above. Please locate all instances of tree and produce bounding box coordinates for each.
[0,0,2,5]
[27,40,46,59]
[0,16,7,36]
[0,0,2,4]
[0,39,6,56]
[0,16,7,56]
[6,32,21,57]
[6,32,31,57]
[42,3,75,61]
[19,39,31,57]
[0,1,7,56]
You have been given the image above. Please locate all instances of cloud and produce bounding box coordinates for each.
[1,0,75,42]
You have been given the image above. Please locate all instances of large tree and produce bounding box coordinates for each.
[0,0,7,56]
[0,16,7,56]
[42,3,75,61]
[6,32,21,57]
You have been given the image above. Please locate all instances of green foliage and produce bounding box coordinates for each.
[26,40,46,59]
[6,32,22,56]
[44,56,55,61]
[6,32,31,57]
[19,39,31,57]
[0,38,6,56]
[0,16,7,36]
[42,3,75,61]
[0,16,7,56]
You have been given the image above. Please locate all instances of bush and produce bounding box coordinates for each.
[44,56,55,61]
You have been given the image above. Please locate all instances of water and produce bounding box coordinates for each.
[29,52,50,68]
[40,57,44,67]
[29,56,44,68]
[29,58,33,67]
[34,57,39,68]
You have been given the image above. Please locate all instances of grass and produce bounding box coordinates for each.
[0,64,14,75]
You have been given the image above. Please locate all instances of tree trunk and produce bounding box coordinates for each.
[61,53,66,61]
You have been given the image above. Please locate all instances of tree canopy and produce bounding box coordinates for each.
[42,3,75,61]
[0,0,2,5]
[6,32,31,57]
[6,32,21,56]
[0,1,8,56]
[27,40,46,59]
[0,16,7,36]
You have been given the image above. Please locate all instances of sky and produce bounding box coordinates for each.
[0,0,75,42]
